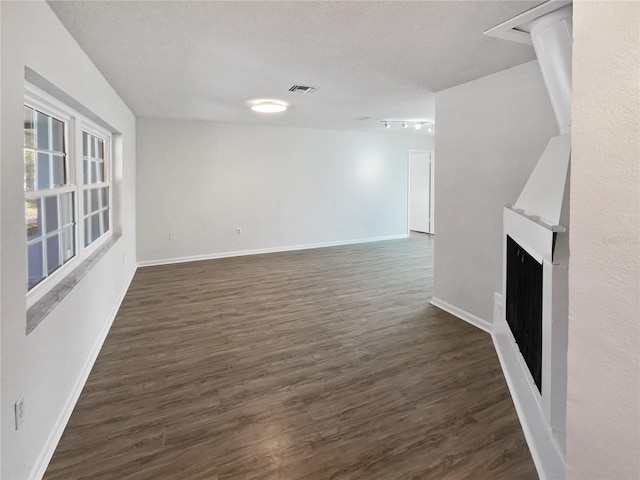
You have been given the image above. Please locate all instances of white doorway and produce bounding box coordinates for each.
[408,150,434,234]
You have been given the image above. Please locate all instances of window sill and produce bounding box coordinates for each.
[27,234,121,335]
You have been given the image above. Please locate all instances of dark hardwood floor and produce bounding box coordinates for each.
[45,234,536,480]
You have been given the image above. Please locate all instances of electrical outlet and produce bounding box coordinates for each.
[15,395,24,430]
[236,227,242,236]
[169,233,176,241]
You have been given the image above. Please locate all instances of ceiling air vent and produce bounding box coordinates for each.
[288,85,317,94]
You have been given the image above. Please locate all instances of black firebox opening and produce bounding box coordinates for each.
[506,235,543,392]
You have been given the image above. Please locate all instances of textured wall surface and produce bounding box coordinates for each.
[566,1,640,478]
[433,60,557,323]
[1,2,137,479]
[136,119,431,264]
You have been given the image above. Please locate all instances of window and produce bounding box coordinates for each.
[82,131,110,247]
[24,86,112,304]
[24,105,75,290]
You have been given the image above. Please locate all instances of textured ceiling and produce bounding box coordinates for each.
[48,1,544,133]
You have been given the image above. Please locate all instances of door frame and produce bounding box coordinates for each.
[407,149,434,235]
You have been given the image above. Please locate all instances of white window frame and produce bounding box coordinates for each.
[25,84,113,308]
[79,122,113,256]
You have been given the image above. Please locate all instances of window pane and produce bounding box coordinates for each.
[84,188,100,215]
[36,152,50,189]
[60,192,74,226]
[91,162,98,184]
[52,155,64,187]
[101,210,109,234]
[83,132,89,157]
[84,217,92,247]
[26,198,42,241]
[51,118,64,152]
[45,195,59,233]
[91,188,100,211]
[83,189,90,215]
[25,149,35,191]
[35,111,49,150]
[24,107,35,148]
[47,234,61,275]
[91,213,100,239]
[61,226,75,262]
[101,187,109,207]
[83,159,90,184]
[83,132,107,185]
[95,161,104,183]
[84,212,108,247]
[27,241,44,289]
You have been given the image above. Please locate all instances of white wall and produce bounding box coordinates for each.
[432,60,557,323]
[0,3,4,476]
[136,119,432,264]
[566,2,640,478]
[1,2,136,479]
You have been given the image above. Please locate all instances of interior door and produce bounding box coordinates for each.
[409,151,433,234]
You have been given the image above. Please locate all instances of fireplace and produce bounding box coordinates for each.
[506,235,543,392]
[484,2,574,476]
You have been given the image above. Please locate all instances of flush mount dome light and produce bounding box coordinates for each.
[251,101,287,113]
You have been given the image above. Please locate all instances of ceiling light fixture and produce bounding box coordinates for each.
[380,120,434,131]
[251,101,287,113]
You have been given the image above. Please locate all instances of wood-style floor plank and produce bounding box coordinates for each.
[45,234,536,480]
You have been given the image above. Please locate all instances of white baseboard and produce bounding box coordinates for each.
[430,297,493,333]
[432,295,564,478]
[137,234,409,267]
[436,293,565,478]
[492,321,566,480]
[29,266,137,480]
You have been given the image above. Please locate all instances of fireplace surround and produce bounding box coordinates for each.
[484,2,573,478]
